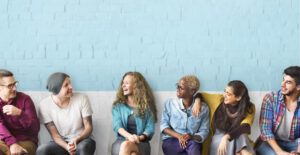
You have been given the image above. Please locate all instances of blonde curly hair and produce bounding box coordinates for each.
[113,72,157,122]
[180,75,200,92]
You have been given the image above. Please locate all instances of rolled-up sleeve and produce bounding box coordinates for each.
[259,94,275,141]
[112,105,123,135]
[18,97,40,133]
[297,138,300,144]
[0,114,17,146]
[194,104,210,143]
[160,99,171,133]
[143,111,155,140]
[81,95,93,118]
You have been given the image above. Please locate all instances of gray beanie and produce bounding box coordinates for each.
[46,72,70,95]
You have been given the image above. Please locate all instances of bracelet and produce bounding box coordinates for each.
[141,133,148,142]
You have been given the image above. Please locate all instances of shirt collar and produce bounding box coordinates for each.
[278,89,285,102]
[178,98,185,110]
[0,97,15,105]
[178,98,195,111]
[278,89,300,104]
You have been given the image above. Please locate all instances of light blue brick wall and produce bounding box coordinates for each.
[0,0,299,91]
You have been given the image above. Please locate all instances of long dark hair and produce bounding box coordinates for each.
[214,80,253,132]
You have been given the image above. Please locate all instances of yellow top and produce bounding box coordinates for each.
[199,91,255,155]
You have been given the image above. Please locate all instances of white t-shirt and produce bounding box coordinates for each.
[275,108,294,141]
[38,93,93,142]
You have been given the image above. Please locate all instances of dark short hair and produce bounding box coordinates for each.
[284,66,300,85]
[0,69,13,80]
[46,72,70,95]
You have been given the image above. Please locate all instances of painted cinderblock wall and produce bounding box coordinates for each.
[0,0,299,154]
[0,0,299,92]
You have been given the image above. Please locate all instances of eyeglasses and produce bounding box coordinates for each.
[0,81,18,89]
[176,83,188,91]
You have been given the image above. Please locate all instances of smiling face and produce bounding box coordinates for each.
[57,77,73,98]
[223,86,241,105]
[122,75,134,96]
[176,80,194,99]
[0,76,17,101]
[281,74,299,96]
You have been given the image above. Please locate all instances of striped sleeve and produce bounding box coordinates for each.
[259,93,275,141]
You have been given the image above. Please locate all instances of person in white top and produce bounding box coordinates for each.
[36,72,96,155]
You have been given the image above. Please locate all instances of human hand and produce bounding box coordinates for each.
[178,134,191,149]
[290,151,300,155]
[217,134,229,155]
[3,105,22,116]
[192,98,202,118]
[10,143,28,155]
[182,134,192,141]
[126,134,140,143]
[274,150,292,155]
[177,135,186,149]
[67,140,77,155]
[138,134,147,142]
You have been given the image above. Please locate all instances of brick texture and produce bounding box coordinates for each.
[0,0,299,91]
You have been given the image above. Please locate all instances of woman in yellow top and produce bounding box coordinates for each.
[193,80,255,155]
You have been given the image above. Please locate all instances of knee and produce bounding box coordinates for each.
[240,148,254,155]
[162,139,182,155]
[120,141,135,152]
[187,140,200,148]
[76,140,96,154]
[0,143,9,155]
[0,149,8,155]
[19,142,37,155]
[188,140,197,145]
[256,142,276,155]
[240,134,247,138]
[36,144,51,155]
[162,141,171,154]
[162,138,178,149]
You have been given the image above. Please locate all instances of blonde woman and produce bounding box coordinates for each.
[160,75,210,155]
[111,72,157,155]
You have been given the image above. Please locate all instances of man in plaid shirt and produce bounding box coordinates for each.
[256,66,300,155]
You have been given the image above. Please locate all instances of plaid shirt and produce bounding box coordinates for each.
[259,90,300,144]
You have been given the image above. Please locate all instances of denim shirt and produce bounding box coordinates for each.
[160,98,210,143]
[112,103,155,140]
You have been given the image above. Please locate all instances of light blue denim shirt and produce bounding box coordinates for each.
[160,98,210,143]
[112,103,155,140]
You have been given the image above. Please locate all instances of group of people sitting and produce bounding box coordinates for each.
[0,66,299,155]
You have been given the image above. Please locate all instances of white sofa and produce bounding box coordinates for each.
[26,91,267,155]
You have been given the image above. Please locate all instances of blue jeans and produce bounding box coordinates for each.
[36,138,96,155]
[256,139,298,155]
[162,137,201,155]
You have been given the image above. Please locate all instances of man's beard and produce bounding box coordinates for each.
[284,88,296,96]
